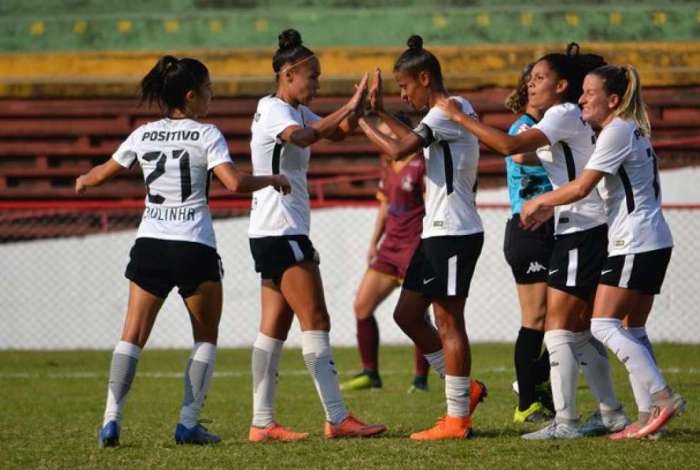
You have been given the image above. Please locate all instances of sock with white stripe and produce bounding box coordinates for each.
[626,327,655,418]
[445,375,470,417]
[179,342,217,428]
[103,341,141,427]
[544,330,579,424]
[591,318,667,396]
[251,333,284,428]
[423,349,446,379]
[574,330,621,413]
[301,331,348,424]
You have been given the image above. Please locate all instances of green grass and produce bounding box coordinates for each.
[1,344,699,469]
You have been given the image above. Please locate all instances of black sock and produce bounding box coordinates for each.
[532,348,551,386]
[514,327,545,411]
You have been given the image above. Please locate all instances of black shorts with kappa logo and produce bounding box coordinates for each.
[548,224,608,300]
[125,237,223,299]
[403,233,484,298]
[503,215,554,284]
[599,247,672,295]
[249,234,319,281]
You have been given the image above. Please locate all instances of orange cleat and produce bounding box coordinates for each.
[248,423,310,442]
[410,416,472,441]
[469,379,488,416]
[324,414,387,439]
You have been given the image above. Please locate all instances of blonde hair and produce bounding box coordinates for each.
[591,64,651,135]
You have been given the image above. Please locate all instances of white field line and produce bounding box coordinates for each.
[0,367,698,380]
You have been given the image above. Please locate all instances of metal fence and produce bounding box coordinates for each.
[2,201,699,349]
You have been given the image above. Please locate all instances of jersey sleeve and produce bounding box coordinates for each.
[203,126,234,170]
[301,106,321,126]
[111,131,138,168]
[534,105,579,145]
[584,123,631,175]
[263,100,302,139]
[413,101,467,147]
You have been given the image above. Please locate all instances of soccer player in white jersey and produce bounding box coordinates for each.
[246,29,386,442]
[438,44,630,439]
[75,56,290,448]
[357,35,488,441]
[521,65,686,439]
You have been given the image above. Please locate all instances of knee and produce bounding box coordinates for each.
[590,317,621,346]
[304,309,331,331]
[353,297,373,320]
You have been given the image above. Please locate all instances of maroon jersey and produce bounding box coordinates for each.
[370,155,425,278]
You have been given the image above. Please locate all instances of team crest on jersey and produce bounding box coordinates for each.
[401,176,414,192]
[254,112,261,122]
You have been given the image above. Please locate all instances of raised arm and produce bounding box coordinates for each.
[437,97,550,156]
[280,73,368,147]
[75,159,125,193]
[213,162,291,194]
[358,116,423,161]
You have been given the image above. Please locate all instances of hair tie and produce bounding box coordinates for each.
[278,54,316,75]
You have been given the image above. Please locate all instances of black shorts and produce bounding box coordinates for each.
[548,224,608,300]
[249,235,319,281]
[503,215,554,284]
[403,233,484,298]
[599,247,672,295]
[125,237,223,299]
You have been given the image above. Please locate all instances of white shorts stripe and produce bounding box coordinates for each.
[619,254,635,288]
[447,255,458,296]
[288,240,304,262]
[566,248,578,287]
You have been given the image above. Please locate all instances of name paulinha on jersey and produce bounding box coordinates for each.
[143,206,196,222]
[142,130,201,142]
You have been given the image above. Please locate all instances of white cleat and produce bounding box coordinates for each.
[522,420,584,440]
[580,408,629,436]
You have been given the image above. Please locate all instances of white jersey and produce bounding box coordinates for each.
[112,118,232,248]
[534,103,607,235]
[413,96,483,238]
[585,118,673,255]
[248,95,320,237]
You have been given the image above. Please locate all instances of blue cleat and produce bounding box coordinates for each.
[174,423,221,445]
[98,420,120,448]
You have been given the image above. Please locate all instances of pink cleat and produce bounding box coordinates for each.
[324,414,387,439]
[249,423,309,442]
[637,391,686,438]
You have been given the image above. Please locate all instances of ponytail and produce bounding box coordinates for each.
[140,55,209,111]
[590,64,651,135]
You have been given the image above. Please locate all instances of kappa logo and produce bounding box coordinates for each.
[526,261,546,274]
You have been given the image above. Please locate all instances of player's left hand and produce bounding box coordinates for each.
[520,199,553,230]
[436,97,462,120]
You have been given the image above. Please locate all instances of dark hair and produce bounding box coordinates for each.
[273,29,314,76]
[537,42,606,103]
[393,35,444,89]
[590,64,650,135]
[140,55,209,111]
[394,111,413,128]
[505,62,534,113]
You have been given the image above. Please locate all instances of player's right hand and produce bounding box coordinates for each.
[369,68,384,113]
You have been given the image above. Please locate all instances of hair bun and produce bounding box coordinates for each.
[278,29,302,50]
[566,42,580,57]
[406,35,423,51]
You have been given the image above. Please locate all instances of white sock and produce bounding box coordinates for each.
[301,331,348,424]
[179,342,217,428]
[103,341,141,427]
[251,333,284,428]
[445,375,470,417]
[626,327,655,415]
[424,349,446,379]
[591,318,667,396]
[574,330,621,413]
[544,330,579,424]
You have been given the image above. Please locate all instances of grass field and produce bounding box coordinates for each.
[1,344,698,469]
